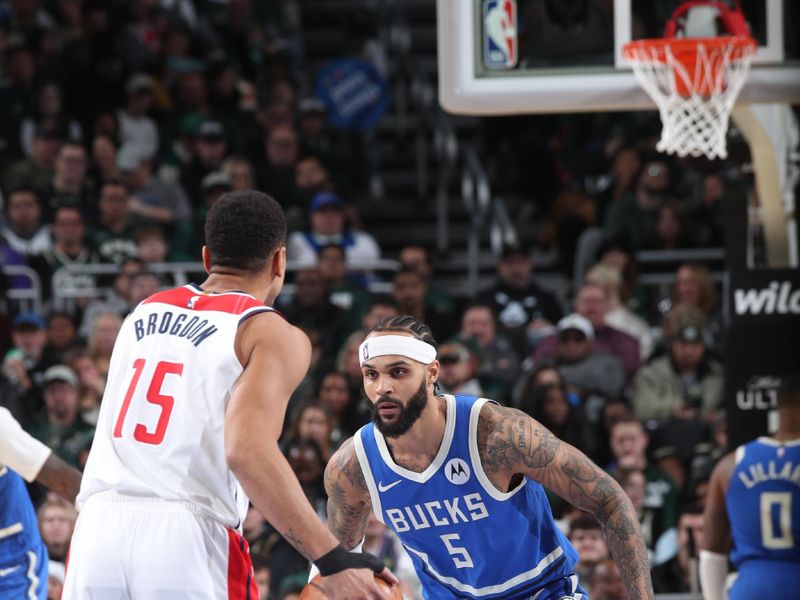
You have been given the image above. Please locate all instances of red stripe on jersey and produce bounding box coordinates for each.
[227,529,258,600]
[143,286,269,315]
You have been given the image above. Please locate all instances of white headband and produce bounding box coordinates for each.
[359,335,437,367]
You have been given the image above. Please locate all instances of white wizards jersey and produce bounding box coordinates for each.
[77,284,275,528]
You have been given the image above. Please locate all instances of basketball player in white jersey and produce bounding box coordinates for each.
[63,191,395,599]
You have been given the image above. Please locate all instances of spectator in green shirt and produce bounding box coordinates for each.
[31,365,95,469]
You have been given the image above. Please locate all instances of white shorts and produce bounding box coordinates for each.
[62,492,258,599]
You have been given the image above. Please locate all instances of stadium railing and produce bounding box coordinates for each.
[48,259,400,312]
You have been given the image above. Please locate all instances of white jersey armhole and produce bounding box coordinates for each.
[353,431,384,523]
[735,445,746,465]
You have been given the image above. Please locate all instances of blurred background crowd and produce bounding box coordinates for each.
[0,1,753,599]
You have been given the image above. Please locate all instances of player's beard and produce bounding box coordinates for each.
[371,376,429,438]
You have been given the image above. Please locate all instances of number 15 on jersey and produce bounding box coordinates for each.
[113,358,184,445]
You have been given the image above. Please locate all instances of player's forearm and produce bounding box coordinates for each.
[600,495,654,600]
[230,442,339,561]
[36,454,82,503]
[553,452,654,600]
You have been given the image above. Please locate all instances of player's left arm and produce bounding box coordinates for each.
[699,453,734,600]
[478,403,654,600]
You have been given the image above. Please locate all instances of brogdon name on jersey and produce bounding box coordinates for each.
[77,284,276,530]
[356,394,578,599]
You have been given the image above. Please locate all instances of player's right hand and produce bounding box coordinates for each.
[322,567,398,599]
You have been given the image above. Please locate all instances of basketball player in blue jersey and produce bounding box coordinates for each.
[0,406,82,599]
[324,315,654,600]
[701,374,800,600]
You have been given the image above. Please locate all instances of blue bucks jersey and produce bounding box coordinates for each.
[725,437,800,598]
[0,466,48,599]
[0,467,44,568]
[355,395,578,600]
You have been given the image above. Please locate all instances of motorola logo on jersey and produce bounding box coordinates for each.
[445,458,471,485]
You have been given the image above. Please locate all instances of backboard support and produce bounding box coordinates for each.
[437,0,800,115]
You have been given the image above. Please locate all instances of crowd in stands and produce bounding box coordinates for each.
[0,1,738,599]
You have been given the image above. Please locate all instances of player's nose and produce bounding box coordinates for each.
[374,374,394,395]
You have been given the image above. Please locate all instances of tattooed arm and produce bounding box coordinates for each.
[477,403,654,600]
[324,437,373,550]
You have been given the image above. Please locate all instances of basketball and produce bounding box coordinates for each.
[299,574,403,599]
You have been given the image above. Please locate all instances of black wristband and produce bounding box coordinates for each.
[314,544,385,576]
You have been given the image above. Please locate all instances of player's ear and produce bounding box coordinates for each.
[271,246,286,279]
[427,360,440,387]
[201,246,211,273]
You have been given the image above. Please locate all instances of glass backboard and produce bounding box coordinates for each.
[438,0,799,114]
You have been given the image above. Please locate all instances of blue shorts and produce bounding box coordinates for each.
[0,541,48,600]
[730,561,800,600]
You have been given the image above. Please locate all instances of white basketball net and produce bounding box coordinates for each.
[625,38,756,160]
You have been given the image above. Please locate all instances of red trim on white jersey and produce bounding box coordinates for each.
[227,529,257,599]
[143,286,272,316]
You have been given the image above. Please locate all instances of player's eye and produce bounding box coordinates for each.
[391,368,406,377]
[364,370,378,380]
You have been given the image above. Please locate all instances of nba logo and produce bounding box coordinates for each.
[483,0,517,70]
[362,344,369,361]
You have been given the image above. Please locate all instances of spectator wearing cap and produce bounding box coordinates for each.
[477,244,563,355]
[437,340,483,397]
[2,121,61,199]
[547,313,626,408]
[604,157,673,250]
[1,187,51,256]
[117,142,192,229]
[2,312,58,425]
[298,98,341,184]
[459,302,520,402]
[30,364,95,468]
[533,283,640,383]
[28,205,99,302]
[89,178,138,264]
[157,114,203,183]
[42,142,96,220]
[632,309,724,423]
[286,191,381,268]
[117,73,159,161]
[180,119,229,205]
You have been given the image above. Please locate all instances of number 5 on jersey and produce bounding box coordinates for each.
[113,359,184,445]
[440,533,474,568]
